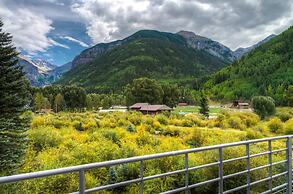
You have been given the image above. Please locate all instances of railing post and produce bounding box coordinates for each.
[268,140,273,192]
[246,144,250,194]
[140,160,144,194]
[79,170,85,194]
[219,147,223,194]
[185,153,189,194]
[286,137,292,193]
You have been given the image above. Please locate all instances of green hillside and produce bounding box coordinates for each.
[57,30,228,92]
[204,26,293,104]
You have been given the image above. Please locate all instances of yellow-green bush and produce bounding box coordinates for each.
[284,118,293,134]
[3,109,291,193]
[267,117,284,133]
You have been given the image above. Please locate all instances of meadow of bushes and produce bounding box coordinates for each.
[2,108,293,193]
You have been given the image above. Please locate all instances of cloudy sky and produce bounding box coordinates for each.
[0,0,293,66]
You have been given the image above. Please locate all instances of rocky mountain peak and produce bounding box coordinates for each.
[177,30,208,40]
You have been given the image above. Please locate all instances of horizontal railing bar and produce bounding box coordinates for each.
[145,159,288,183]
[250,172,287,186]
[223,183,248,194]
[188,161,219,171]
[223,160,287,180]
[1,136,290,184]
[143,169,186,181]
[273,188,287,194]
[222,148,288,165]
[223,170,247,179]
[223,155,247,163]
[272,159,287,166]
[223,172,288,194]
[160,177,220,194]
[80,178,141,193]
[272,148,287,154]
[261,183,288,194]
[249,148,287,159]
[250,151,270,158]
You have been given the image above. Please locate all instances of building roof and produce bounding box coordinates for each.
[140,104,172,111]
[130,103,149,109]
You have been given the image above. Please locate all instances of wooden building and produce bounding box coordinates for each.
[130,103,172,114]
[130,103,149,111]
[139,104,172,115]
[232,100,250,109]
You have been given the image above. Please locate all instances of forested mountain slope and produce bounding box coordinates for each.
[205,26,293,104]
[58,30,228,92]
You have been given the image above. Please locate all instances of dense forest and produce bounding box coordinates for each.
[203,26,293,105]
[57,30,228,93]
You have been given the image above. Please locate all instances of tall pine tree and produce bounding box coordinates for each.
[0,20,31,172]
[199,91,209,118]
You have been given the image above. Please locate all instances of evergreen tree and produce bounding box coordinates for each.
[34,92,45,111]
[54,93,66,112]
[0,20,31,172]
[34,92,50,111]
[199,91,209,118]
[251,96,276,119]
[285,85,293,107]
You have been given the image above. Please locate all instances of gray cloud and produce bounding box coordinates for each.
[1,0,293,54]
[72,0,293,49]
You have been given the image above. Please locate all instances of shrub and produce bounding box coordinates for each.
[181,119,194,127]
[246,129,263,139]
[127,124,136,133]
[162,126,180,137]
[226,116,245,130]
[31,116,45,128]
[72,121,84,131]
[53,120,65,129]
[267,117,284,133]
[29,127,63,151]
[251,96,276,119]
[155,114,169,125]
[284,119,293,135]
[252,124,270,136]
[152,120,161,130]
[188,128,205,147]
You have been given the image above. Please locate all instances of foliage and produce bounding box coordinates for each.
[276,107,293,122]
[125,77,164,105]
[199,91,209,118]
[267,117,284,133]
[54,93,66,112]
[284,118,293,134]
[1,108,291,193]
[251,96,276,119]
[285,85,293,106]
[0,20,31,172]
[86,93,126,110]
[34,92,51,111]
[161,83,180,108]
[57,30,228,92]
[31,85,87,111]
[204,27,293,105]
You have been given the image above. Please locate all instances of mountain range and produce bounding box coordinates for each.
[18,56,71,87]
[57,30,230,92]
[234,34,276,59]
[20,29,277,88]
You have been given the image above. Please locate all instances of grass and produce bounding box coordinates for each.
[174,106,222,114]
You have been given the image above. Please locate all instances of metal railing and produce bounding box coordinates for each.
[0,135,293,193]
